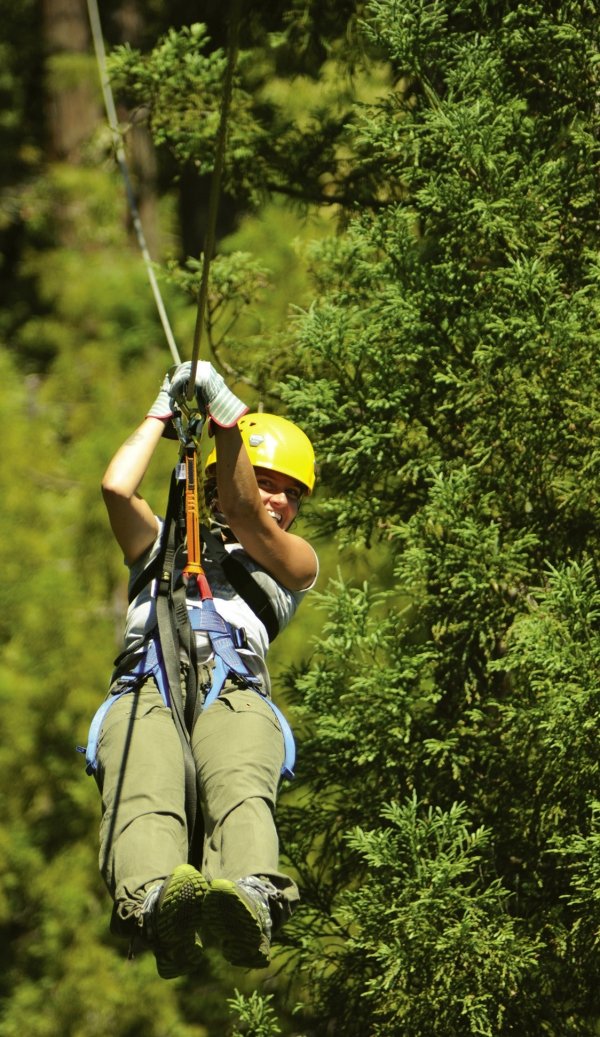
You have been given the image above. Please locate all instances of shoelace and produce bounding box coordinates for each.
[237,876,283,939]
[140,883,162,942]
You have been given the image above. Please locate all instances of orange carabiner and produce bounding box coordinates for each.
[182,443,212,599]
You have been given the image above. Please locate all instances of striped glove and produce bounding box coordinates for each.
[169,361,248,428]
[146,371,175,423]
[146,371,181,438]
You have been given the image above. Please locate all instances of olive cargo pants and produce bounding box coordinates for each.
[95,678,299,931]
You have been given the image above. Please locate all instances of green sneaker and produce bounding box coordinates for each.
[141,864,208,979]
[200,876,280,970]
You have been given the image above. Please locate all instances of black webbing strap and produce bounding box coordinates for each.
[127,476,177,606]
[153,470,201,858]
[128,554,160,605]
[200,525,280,642]
[120,471,280,856]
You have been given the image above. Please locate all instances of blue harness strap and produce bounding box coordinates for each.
[189,597,295,777]
[203,655,296,780]
[81,687,130,775]
[81,638,172,775]
[187,595,260,688]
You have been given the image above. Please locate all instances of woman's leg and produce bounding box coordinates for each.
[95,679,188,929]
[192,687,299,967]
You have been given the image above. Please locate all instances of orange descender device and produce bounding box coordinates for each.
[182,438,213,602]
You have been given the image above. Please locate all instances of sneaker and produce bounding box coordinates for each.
[141,863,208,979]
[200,875,280,969]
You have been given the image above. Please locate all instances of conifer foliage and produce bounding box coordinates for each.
[275,2,600,1034]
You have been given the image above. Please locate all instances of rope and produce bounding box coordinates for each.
[85,0,181,365]
[188,0,244,397]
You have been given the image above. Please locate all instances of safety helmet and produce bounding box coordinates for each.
[205,412,316,495]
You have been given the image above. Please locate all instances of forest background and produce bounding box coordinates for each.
[1,1,599,1035]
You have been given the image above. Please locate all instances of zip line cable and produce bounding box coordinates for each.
[87,0,244,384]
[187,0,243,398]
[85,0,181,365]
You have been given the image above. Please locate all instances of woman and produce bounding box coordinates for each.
[90,361,318,978]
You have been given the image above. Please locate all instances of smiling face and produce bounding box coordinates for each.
[254,466,304,531]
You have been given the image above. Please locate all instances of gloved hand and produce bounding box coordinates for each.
[146,370,184,439]
[169,360,248,428]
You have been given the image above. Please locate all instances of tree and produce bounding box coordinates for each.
[272,1,600,1033]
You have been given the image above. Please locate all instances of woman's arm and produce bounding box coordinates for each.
[213,424,317,591]
[101,417,164,565]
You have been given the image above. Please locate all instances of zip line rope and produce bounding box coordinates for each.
[188,0,243,398]
[86,0,181,364]
[86,0,244,382]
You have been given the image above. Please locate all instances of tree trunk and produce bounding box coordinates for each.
[42,0,100,161]
[112,0,161,258]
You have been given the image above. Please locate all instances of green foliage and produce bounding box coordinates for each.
[107,18,390,211]
[281,0,600,546]
[227,989,282,1037]
[557,800,600,975]
[486,560,600,859]
[109,25,239,173]
[273,1,600,1034]
[164,249,274,389]
[331,798,540,1037]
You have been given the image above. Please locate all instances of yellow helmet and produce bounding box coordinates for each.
[206,412,316,494]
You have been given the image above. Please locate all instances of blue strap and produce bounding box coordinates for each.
[114,639,173,709]
[266,698,296,780]
[82,639,172,775]
[193,598,296,777]
[203,655,230,710]
[82,687,130,775]
[202,657,296,779]
[188,598,260,688]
